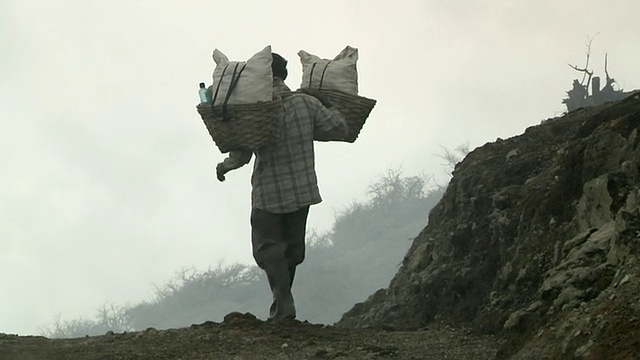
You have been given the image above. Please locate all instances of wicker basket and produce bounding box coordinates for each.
[320,89,376,142]
[196,100,281,153]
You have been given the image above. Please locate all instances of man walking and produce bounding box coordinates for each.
[215,53,348,321]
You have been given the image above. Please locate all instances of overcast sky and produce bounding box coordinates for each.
[2,0,639,335]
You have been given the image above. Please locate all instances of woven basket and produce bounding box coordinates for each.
[320,89,376,143]
[196,100,281,153]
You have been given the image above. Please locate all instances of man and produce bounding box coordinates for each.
[215,53,348,321]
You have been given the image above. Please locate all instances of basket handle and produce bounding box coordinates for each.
[307,61,330,91]
[308,63,317,88]
[221,63,246,121]
[212,63,247,122]
[318,61,330,90]
[211,65,228,110]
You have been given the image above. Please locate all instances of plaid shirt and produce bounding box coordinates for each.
[220,78,348,214]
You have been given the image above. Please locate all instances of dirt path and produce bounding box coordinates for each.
[0,313,501,360]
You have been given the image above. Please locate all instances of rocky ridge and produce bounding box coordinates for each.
[338,92,640,359]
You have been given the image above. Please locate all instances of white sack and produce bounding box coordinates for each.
[211,45,273,105]
[298,46,358,95]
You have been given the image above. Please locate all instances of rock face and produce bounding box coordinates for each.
[338,92,640,359]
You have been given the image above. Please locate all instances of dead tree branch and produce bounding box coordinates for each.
[568,33,599,89]
[604,53,614,84]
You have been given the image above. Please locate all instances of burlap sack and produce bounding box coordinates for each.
[211,45,273,105]
[298,46,358,95]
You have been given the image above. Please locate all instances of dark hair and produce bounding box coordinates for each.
[271,53,288,80]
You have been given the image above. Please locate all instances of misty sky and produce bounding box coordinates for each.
[1,0,639,335]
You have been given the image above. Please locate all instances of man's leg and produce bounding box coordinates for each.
[251,208,295,320]
[282,206,310,288]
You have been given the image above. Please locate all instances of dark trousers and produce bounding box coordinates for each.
[251,206,310,319]
[250,205,310,271]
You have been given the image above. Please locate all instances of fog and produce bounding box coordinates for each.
[1,0,639,335]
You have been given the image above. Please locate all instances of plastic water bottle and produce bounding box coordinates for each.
[198,82,209,104]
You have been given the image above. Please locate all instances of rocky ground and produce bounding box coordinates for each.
[0,313,501,360]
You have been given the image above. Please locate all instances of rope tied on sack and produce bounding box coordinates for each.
[211,63,247,122]
[307,61,331,90]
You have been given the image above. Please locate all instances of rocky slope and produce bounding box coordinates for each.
[338,92,640,359]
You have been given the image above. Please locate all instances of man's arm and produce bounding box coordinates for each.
[313,105,349,141]
[297,88,349,141]
[216,150,252,182]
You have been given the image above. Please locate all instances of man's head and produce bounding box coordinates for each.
[272,53,288,80]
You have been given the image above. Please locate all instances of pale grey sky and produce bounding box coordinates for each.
[1,0,639,335]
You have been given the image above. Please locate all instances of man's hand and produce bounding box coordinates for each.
[297,88,332,108]
[216,163,227,182]
[215,151,251,183]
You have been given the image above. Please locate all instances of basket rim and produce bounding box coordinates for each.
[316,88,376,102]
[196,98,281,110]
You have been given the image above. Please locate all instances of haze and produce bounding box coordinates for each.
[1,0,638,335]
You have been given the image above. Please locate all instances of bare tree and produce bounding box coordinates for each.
[603,52,618,91]
[437,142,471,176]
[568,33,599,89]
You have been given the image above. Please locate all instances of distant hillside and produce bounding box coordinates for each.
[42,169,444,337]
